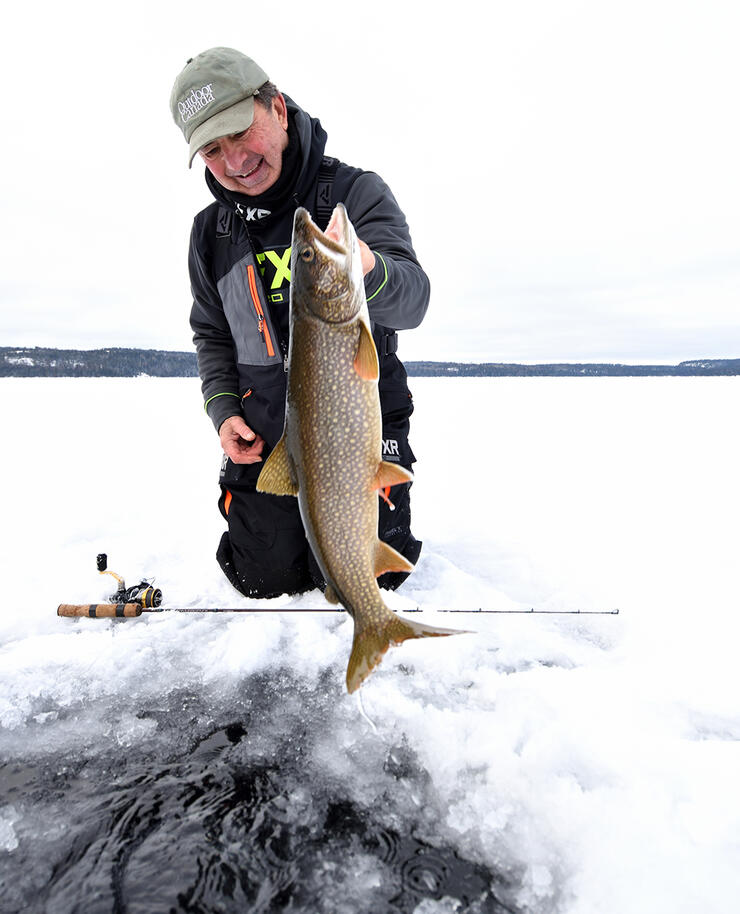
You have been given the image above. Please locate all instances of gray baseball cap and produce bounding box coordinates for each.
[170,47,269,167]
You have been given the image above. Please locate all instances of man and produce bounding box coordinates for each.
[170,47,429,599]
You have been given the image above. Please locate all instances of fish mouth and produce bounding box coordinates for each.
[323,203,353,254]
[293,205,352,257]
[293,204,362,323]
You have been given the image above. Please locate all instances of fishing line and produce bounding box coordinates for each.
[356,690,379,733]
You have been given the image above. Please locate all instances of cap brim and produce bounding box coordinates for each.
[187,96,257,168]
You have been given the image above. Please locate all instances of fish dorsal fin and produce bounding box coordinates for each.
[256,434,298,497]
[374,540,415,578]
[374,461,414,490]
[354,320,379,381]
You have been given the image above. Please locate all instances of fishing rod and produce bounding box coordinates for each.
[56,555,619,618]
[57,604,619,618]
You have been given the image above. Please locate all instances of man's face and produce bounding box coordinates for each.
[199,93,289,195]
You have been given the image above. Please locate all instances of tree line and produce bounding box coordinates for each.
[2,347,739,378]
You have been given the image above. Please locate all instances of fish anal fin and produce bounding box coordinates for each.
[374,461,413,491]
[354,320,379,381]
[374,540,415,578]
[346,613,465,694]
[256,434,298,497]
[324,583,340,605]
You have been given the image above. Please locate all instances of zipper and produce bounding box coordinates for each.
[234,202,286,368]
[246,263,276,358]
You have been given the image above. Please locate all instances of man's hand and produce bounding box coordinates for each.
[219,416,265,464]
[356,238,377,276]
[325,210,376,276]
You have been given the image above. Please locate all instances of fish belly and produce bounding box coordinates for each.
[289,317,381,608]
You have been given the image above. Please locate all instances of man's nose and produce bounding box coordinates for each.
[221,139,244,173]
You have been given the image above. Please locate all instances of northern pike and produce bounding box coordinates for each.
[257,204,461,692]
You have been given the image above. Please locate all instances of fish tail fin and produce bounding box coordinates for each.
[346,612,465,694]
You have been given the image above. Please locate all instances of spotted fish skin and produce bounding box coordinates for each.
[257,205,460,692]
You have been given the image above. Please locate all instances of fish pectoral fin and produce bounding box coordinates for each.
[374,540,415,577]
[373,462,414,509]
[346,613,463,693]
[353,320,379,381]
[324,583,340,605]
[374,461,413,490]
[256,434,298,497]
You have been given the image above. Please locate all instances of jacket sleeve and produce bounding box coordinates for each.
[341,172,430,330]
[188,223,243,432]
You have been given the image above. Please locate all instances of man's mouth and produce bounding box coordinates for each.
[233,158,264,180]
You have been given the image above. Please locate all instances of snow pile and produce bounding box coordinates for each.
[1,376,740,913]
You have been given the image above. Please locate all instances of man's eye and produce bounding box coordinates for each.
[231,130,247,140]
[202,147,219,159]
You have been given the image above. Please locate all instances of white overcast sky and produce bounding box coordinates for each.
[1,0,738,363]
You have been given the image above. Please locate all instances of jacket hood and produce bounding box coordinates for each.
[202,95,328,220]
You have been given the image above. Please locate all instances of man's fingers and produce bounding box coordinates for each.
[225,434,265,464]
[243,436,265,463]
[229,416,255,441]
[220,416,256,451]
[358,239,376,276]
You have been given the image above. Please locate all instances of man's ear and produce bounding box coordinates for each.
[273,92,289,130]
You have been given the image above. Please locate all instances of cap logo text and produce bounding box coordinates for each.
[178,84,215,123]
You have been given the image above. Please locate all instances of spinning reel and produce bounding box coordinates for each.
[96,553,162,608]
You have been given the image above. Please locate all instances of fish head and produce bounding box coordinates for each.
[291,204,364,324]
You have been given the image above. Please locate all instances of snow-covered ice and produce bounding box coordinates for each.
[1,376,739,913]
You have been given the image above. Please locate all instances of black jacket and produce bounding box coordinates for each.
[188,97,430,453]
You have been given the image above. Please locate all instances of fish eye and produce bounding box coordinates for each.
[300,247,314,262]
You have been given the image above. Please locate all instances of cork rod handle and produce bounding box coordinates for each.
[57,603,143,618]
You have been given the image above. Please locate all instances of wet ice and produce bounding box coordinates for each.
[2,377,740,913]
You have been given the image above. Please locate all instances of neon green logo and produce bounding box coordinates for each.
[256,247,292,289]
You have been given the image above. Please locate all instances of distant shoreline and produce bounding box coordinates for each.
[2,347,739,378]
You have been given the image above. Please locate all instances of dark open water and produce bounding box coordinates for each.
[1,669,520,914]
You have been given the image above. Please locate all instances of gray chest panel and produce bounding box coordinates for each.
[217,254,283,367]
